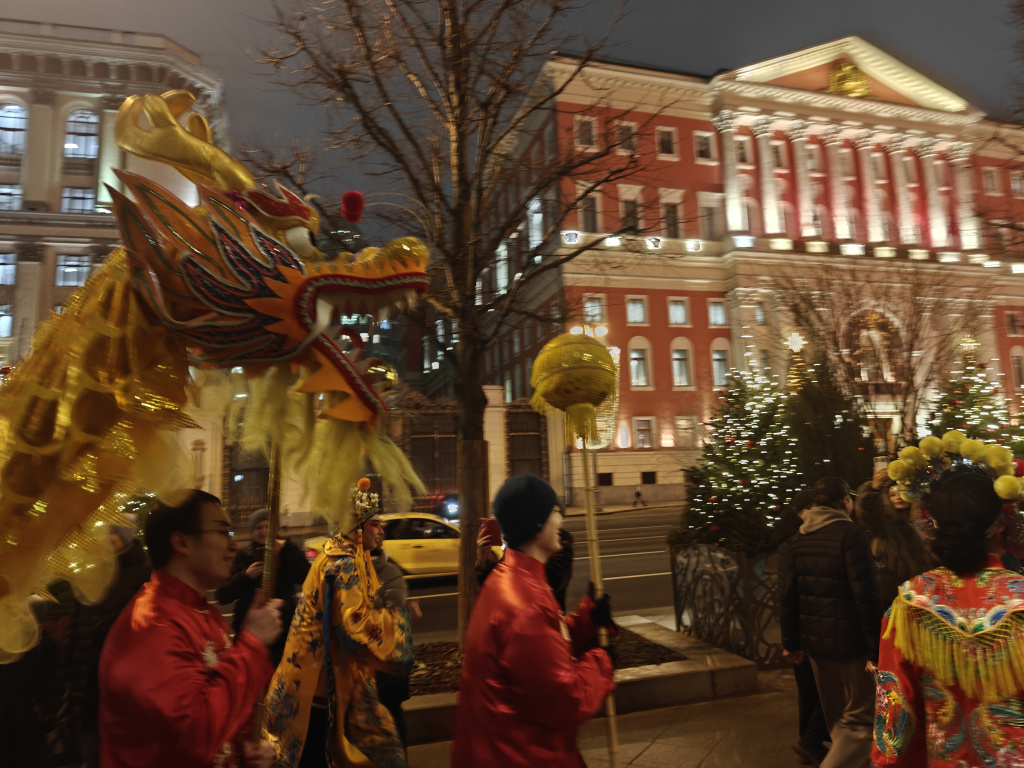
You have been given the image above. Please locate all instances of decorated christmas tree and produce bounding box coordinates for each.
[928,342,1020,446]
[673,369,805,554]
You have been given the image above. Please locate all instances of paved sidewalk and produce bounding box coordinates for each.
[408,669,803,767]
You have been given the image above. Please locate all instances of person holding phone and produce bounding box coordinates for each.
[453,474,615,768]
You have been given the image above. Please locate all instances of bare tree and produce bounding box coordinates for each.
[256,0,674,639]
[772,260,984,448]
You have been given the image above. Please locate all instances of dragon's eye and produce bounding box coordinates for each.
[285,226,318,257]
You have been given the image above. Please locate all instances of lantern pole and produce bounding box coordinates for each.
[580,433,620,768]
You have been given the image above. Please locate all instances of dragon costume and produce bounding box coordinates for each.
[0,90,428,662]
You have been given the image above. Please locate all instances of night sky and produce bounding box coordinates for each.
[6,0,1021,196]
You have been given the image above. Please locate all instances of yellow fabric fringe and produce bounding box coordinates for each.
[885,597,1024,702]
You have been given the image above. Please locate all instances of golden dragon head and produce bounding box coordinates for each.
[111,90,429,424]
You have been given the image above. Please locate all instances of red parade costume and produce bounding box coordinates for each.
[452,547,615,768]
[98,571,274,768]
[872,555,1024,767]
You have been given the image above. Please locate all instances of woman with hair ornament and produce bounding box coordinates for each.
[871,431,1024,766]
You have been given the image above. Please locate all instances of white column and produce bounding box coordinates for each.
[788,121,813,238]
[915,139,947,248]
[855,131,881,242]
[753,118,782,235]
[824,126,850,240]
[23,89,56,209]
[712,110,745,233]
[886,134,915,245]
[96,95,124,207]
[950,141,980,251]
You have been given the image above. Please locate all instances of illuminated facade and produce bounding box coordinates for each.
[485,37,1024,504]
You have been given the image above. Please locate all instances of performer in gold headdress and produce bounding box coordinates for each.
[264,478,413,768]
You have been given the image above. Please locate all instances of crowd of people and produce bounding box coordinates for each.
[11,448,1024,768]
[777,463,1024,768]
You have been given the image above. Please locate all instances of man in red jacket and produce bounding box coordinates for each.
[452,474,615,768]
[98,490,284,768]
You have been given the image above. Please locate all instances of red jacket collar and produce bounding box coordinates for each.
[150,570,210,610]
[503,547,547,580]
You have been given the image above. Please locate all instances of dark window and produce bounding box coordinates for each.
[641,471,656,485]
[695,134,713,160]
[621,199,639,233]
[1008,312,1022,336]
[616,123,637,153]
[597,473,613,487]
[656,129,675,156]
[579,196,598,233]
[576,118,595,147]
[662,203,680,238]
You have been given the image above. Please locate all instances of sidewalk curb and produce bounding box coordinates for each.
[405,621,757,745]
[563,502,680,517]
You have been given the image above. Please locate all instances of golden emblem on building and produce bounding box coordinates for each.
[825,61,872,99]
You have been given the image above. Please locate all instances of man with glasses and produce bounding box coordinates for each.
[99,490,284,768]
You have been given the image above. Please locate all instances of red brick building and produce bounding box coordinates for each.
[421,36,1024,505]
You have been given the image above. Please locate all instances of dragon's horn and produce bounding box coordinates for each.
[114,91,254,192]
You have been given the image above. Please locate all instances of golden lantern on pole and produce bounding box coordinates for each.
[530,331,620,768]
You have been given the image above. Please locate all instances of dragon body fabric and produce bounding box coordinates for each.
[0,91,428,661]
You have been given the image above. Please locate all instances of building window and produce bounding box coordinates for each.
[583,295,605,323]
[872,154,888,182]
[708,301,727,327]
[983,167,1000,194]
[0,184,22,210]
[56,255,91,287]
[806,144,821,172]
[512,329,521,355]
[712,349,729,386]
[629,347,649,387]
[578,195,598,233]
[634,418,654,449]
[0,104,27,155]
[771,141,787,169]
[0,253,14,285]
[754,302,766,325]
[668,299,688,326]
[1008,312,1023,336]
[64,110,99,158]
[760,349,771,374]
[1012,172,1024,198]
[671,348,691,387]
[422,338,431,373]
[675,416,697,449]
[495,242,509,293]
[641,471,656,484]
[575,116,596,150]
[698,198,725,240]
[694,133,715,161]
[626,297,647,325]
[61,187,96,213]
[597,472,613,486]
[0,304,11,338]
[662,203,680,238]
[615,122,637,154]
[527,197,544,249]
[620,199,639,233]
[1014,356,1024,389]
[656,127,676,157]
[735,137,751,165]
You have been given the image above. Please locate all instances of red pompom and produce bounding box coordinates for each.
[341,190,365,223]
[1014,459,1024,478]
[709,524,720,532]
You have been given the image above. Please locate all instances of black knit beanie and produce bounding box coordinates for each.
[248,508,269,531]
[493,474,560,548]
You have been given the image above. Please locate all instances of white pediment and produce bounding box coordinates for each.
[714,36,975,115]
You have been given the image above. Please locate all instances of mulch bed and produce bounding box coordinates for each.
[409,627,684,695]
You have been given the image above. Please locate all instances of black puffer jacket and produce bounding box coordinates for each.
[778,504,882,661]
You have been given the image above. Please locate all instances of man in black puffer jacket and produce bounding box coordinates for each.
[778,476,881,768]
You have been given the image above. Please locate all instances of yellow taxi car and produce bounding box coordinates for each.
[303,512,501,578]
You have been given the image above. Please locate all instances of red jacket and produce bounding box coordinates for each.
[98,571,274,768]
[452,548,615,768]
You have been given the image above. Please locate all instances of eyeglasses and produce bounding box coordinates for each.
[198,528,235,539]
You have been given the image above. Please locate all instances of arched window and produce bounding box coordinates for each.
[627,336,653,390]
[0,104,27,155]
[670,337,693,388]
[710,338,731,387]
[64,110,99,159]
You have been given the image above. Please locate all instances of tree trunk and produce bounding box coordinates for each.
[454,344,489,645]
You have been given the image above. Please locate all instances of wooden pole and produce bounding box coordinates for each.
[580,437,619,768]
[252,442,281,744]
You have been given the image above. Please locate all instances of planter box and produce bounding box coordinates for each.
[670,544,784,668]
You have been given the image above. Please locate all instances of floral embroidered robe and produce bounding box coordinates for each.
[264,536,413,768]
[872,556,1024,767]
